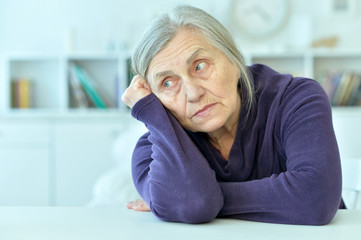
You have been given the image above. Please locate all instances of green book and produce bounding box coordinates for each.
[72,64,107,108]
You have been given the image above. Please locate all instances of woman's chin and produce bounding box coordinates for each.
[187,119,225,133]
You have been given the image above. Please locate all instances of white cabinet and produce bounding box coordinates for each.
[0,52,134,206]
[0,147,50,206]
[0,114,133,206]
[53,118,125,206]
[0,119,50,206]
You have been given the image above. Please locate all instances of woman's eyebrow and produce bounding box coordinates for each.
[154,48,207,80]
[186,48,206,64]
[155,70,174,80]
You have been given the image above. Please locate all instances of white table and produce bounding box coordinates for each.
[0,207,360,240]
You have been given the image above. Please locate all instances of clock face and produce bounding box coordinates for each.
[231,0,290,38]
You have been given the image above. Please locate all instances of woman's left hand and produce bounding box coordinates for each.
[126,199,151,212]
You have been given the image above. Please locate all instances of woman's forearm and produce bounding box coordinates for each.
[131,94,224,223]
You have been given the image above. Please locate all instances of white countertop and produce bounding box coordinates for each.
[0,207,360,240]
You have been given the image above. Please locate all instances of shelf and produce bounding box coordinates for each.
[9,58,62,109]
[314,56,361,74]
[0,108,130,119]
[1,52,131,113]
[1,50,361,114]
[67,58,119,109]
[251,55,305,77]
[248,50,361,107]
[332,106,361,116]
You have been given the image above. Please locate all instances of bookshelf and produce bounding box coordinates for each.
[248,50,361,107]
[7,56,63,109]
[0,52,130,114]
[1,50,360,114]
[0,52,135,206]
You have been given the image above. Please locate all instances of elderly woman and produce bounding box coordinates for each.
[122,5,345,225]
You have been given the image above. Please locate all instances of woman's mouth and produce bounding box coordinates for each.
[193,103,217,117]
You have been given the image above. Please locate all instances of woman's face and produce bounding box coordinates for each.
[147,29,241,133]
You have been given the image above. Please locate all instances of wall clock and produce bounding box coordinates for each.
[231,0,290,39]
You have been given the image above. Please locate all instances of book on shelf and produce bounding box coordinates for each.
[11,78,34,109]
[331,71,353,106]
[69,66,91,108]
[69,63,115,109]
[339,73,360,106]
[318,71,361,106]
[348,74,361,105]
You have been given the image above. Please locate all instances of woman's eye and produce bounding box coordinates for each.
[196,62,206,71]
[163,79,174,88]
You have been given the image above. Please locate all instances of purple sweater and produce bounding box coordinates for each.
[130,64,344,225]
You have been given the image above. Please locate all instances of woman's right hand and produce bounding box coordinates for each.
[122,75,152,109]
[127,199,151,212]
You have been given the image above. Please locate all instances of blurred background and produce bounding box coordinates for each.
[0,0,360,209]
[1,0,361,54]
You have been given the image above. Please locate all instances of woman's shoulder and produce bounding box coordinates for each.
[247,64,331,128]
[248,64,327,104]
[249,64,293,98]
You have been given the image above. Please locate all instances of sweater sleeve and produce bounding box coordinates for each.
[217,79,342,225]
[130,93,224,223]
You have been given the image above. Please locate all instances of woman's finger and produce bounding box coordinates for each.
[127,199,151,212]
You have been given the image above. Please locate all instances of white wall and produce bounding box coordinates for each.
[0,0,230,54]
[1,0,361,55]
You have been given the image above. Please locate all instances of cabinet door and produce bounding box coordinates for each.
[0,147,50,205]
[0,119,50,206]
[54,119,124,206]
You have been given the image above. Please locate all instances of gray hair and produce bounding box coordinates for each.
[132,5,254,116]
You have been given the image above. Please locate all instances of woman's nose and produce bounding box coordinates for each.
[184,78,205,103]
